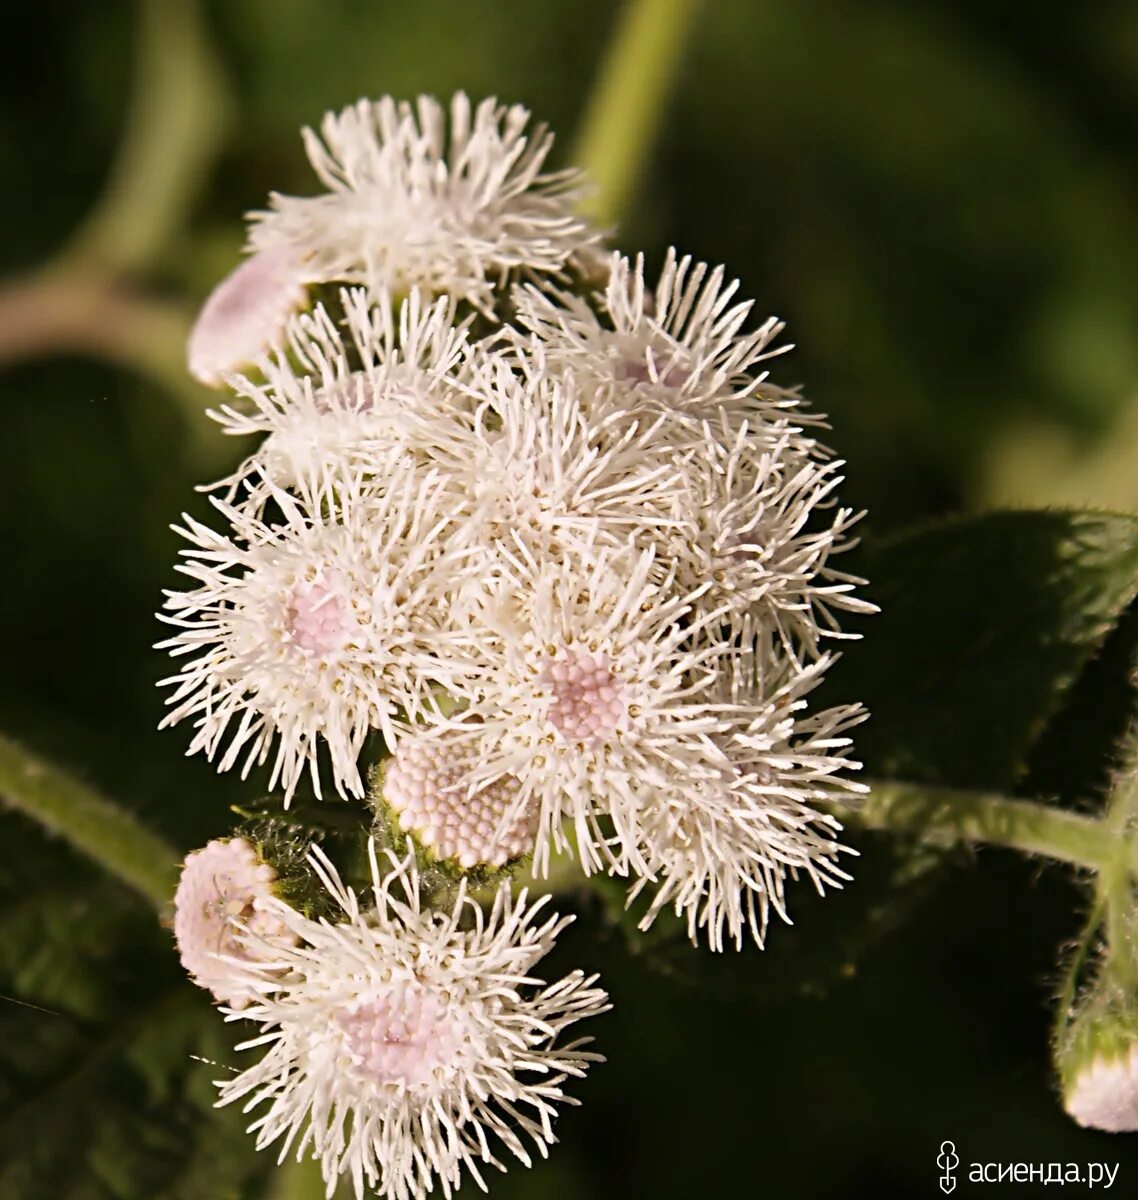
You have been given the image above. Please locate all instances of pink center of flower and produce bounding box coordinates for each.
[615,351,688,390]
[313,380,379,414]
[337,985,456,1088]
[542,652,626,744]
[286,577,350,656]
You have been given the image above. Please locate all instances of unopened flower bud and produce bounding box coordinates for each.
[172,836,298,1008]
[379,735,538,870]
[187,247,308,386]
[1057,981,1138,1132]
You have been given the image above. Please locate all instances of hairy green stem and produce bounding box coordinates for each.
[851,780,1116,873]
[573,0,703,229]
[0,735,179,909]
[1096,723,1138,984]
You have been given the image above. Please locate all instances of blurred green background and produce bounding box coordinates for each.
[4,1,1138,1196]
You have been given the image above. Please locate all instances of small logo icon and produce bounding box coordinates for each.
[938,1141,959,1194]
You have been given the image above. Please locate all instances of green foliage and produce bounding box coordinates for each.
[831,510,1138,789]
[0,813,265,1200]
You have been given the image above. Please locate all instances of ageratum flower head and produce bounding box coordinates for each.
[158,464,468,799]
[173,836,299,1007]
[215,844,608,1200]
[207,287,474,503]
[247,93,602,314]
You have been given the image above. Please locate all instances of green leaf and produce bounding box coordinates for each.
[612,509,1138,997]
[0,811,266,1200]
[586,829,950,1002]
[829,509,1138,790]
[1020,598,1138,806]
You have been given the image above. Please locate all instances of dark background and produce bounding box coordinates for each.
[3,1,1138,1196]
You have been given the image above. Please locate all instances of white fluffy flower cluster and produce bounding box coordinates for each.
[165,91,872,1198]
[205,844,607,1200]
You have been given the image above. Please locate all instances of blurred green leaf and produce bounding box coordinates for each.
[587,830,950,1003]
[1021,593,1138,806]
[0,812,264,1200]
[830,510,1138,790]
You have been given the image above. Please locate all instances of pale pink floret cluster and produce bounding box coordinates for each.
[335,987,458,1090]
[173,837,297,1008]
[286,576,348,654]
[542,652,626,744]
[381,738,538,869]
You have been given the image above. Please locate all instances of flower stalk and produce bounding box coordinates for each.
[0,734,179,909]
[61,0,229,278]
[1051,724,1138,1132]
[851,780,1121,873]
[572,0,704,228]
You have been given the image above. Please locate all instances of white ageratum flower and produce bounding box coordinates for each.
[209,288,474,500]
[629,652,866,951]
[512,247,811,438]
[216,844,608,1200]
[423,541,742,877]
[158,467,464,800]
[513,250,873,660]
[173,837,298,1007]
[187,247,310,387]
[248,93,601,314]
[423,348,690,573]
[651,419,874,661]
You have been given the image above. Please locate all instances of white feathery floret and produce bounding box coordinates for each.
[248,93,602,314]
[506,249,874,660]
[419,346,692,573]
[512,247,808,437]
[215,844,608,1200]
[629,651,866,950]
[208,288,474,501]
[646,417,875,661]
[420,540,745,877]
[158,468,466,800]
